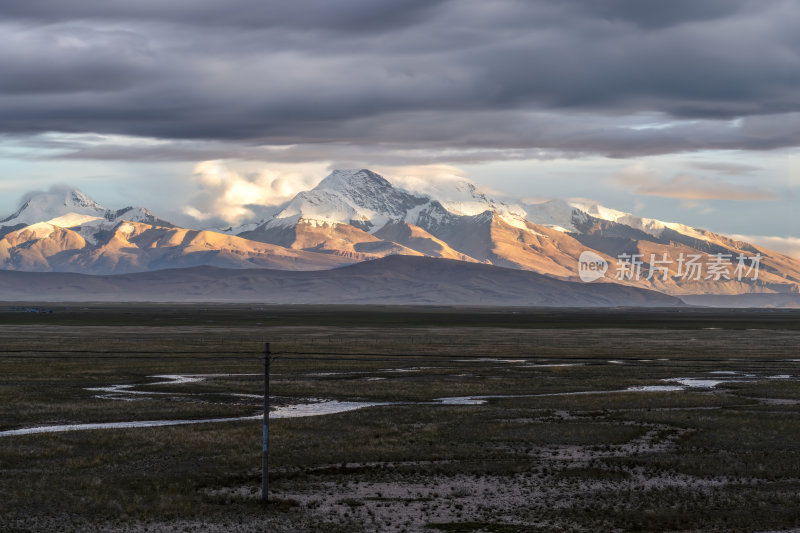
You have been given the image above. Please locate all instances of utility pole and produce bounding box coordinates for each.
[262,342,270,503]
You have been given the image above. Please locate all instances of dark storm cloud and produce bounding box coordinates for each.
[0,0,446,32]
[0,25,156,95]
[0,0,798,158]
[23,111,799,165]
[570,0,753,29]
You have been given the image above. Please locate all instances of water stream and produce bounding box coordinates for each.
[2,368,795,438]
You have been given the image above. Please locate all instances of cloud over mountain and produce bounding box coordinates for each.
[613,164,778,201]
[185,161,328,225]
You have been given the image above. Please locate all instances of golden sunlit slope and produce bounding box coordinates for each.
[372,220,478,261]
[488,215,606,277]
[239,219,424,260]
[0,220,353,274]
[567,218,800,295]
[0,224,87,271]
[406,209,800,296]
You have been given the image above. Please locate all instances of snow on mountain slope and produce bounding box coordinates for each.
[315,169,428,219]
[522,199,590,233]
[267,169,428,231]
[264,169,655,241]
[45,213,104,228]
[1,188,174,231]
[519,198,717,245]
[271,189,363,228]
[13,222,59,241]
[235,169,529,238]
[110,206,175,228]
[390,175,529,229]
[571,201,712,242]
[1,188,107,227]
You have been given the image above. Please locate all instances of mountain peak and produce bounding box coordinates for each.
[314,169,393,194]
[266,168,427,226]
[0,187,176,232]
[1,186,108,226]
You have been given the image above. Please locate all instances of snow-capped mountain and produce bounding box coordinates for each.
[218,169,800,296]
[1,172,799,301]
[264,169,429,230]
[0,187,174,233]
[1,188,108,227]
[229,168,719,245]
[231,169,534,260]
[0,188,351,274]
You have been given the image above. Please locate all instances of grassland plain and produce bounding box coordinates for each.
[1,305,800,532]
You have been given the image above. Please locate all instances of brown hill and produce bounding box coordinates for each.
[0,221,352,274]
[0,255,684,307]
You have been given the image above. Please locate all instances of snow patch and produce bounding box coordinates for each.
[46,213,104,228]
[16,222,56,240]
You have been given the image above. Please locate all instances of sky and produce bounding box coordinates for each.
[0,0,798,255]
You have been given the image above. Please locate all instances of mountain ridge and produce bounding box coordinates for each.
[0,255,685,307]
[218,169,800,297]
[1,171,798,303]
